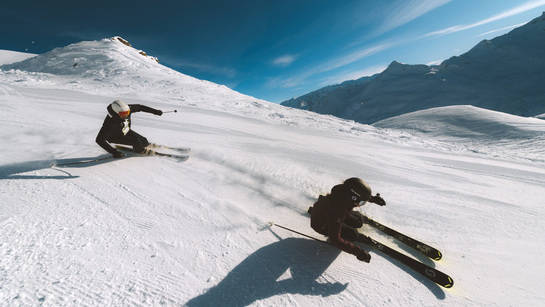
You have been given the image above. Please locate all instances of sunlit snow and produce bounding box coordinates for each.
[1,36,544,306]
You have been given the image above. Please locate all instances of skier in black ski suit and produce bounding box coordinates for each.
[96,100,163,158]
[309,177,386,263]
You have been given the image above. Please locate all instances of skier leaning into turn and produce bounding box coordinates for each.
[96,100,163,158]
[309,177,386,263]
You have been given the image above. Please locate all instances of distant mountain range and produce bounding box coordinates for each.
[281,12,545,124]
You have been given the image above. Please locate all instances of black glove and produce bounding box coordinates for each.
[154,110,163,116]
[112,150,125,158]
[369,193,386,206]
[357,250,371,263]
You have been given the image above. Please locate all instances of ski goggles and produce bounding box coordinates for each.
[118,110,130,118]
[351,195,367,207]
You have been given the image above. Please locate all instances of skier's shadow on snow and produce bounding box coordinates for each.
[186,237,346,307]
[0,155,112,180]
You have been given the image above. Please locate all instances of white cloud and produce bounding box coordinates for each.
[162,57,238,79]
[425,0,545,37]
[426,59,444,66]
[477,22,526,37]
[374,0,453,35]
[266,42,396,90]
[324,43,395,72]
[266,75,300,89]
[272,54,297,67]
[318,65,388,87]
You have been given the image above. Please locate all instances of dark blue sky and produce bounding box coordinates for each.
[3,0,545,102]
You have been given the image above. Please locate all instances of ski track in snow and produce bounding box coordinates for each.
[1,39,545,306]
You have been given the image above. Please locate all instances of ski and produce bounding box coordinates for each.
[148,143,191,153]
[358,234,454,288]
[361,215,443,261]
[116,145,189,161]
[149,150,189,161]
[52,156,114,167]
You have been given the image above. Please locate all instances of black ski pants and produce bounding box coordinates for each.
[338,211,365,242]
[108,130,149,153]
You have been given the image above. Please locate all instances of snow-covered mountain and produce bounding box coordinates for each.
[0,36,260,107]
[1,36,545,306]
[282,12,545,124]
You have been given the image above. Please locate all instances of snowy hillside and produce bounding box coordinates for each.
[0,50,36,65]
[282,12,545,124]
[2,38,545,306]
[374,105,545,163]
[0,37,259,107]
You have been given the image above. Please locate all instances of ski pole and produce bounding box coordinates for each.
[269,222,331,246]
[163,110,178,113]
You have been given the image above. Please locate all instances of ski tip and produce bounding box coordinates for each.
[268,222,275,227]
[444,277,454,288]
[434,251,443,261]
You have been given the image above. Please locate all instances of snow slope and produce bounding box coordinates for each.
[374,105,545,164]
[0,50,36,65]
[1,38,545,306]
[282,12,545,124]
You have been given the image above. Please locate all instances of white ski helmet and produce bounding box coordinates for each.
[111,100,130,118]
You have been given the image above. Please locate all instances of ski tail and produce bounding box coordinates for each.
[151,150,189,161]
[52,156,113,167]
[116,144,189,161]
[148,143,191,153]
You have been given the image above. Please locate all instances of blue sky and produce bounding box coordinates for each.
[3,0,545,102]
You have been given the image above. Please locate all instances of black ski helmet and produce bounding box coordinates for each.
[343,177,372,206]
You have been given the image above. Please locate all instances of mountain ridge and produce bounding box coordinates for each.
[281,12,545,124]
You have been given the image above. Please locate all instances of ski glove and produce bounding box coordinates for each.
[113,150,125,158]
[357,250,371,263]
[154,110,163,116]
[369,193,386,206]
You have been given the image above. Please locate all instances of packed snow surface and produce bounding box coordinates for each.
[0,50,36,66]
[1,38,544,306]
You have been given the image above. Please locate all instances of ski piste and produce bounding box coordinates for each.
[358,233,454,288]
[361,215,443,261]
[116,144,190,161]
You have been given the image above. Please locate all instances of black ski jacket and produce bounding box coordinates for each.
[96,104,161,154]
[310,184,364,257]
